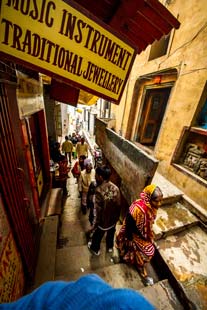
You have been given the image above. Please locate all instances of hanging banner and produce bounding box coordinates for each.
[0,0,136,103]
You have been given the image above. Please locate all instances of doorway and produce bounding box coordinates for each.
[136,87,171,146]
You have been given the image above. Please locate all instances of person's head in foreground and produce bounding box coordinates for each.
[1,274,155,309]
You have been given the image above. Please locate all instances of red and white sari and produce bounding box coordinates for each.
[116,185,158,276]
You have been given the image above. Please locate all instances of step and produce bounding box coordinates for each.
[182,194,207,224]
[156,224,207,310]
[56,263,145,290]
[58,219,90,247]
[92,264,145,290]
[61,197,82,222]
[55,244,115,279]
[47,188,63,216]
[34,215,59,288]
[153,201,199,240]
[139,279,184,309]
[152,172,183,205]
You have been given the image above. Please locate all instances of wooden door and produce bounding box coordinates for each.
[139,88,170,145]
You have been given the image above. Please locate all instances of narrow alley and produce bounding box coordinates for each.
[32,140,207,310]
[1,0,207,309]
[34,161,182,309]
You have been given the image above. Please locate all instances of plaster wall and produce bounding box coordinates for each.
[111,0,207,209]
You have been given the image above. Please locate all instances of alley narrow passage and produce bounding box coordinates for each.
[49,159,185,310]
[54,163,146,289]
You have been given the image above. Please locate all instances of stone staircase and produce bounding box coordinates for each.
[34,170,207,309]
[152,172,207,310]
[53,172,186,309]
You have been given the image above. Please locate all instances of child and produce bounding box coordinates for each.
[71,155,86,183]
[78,159,95,214]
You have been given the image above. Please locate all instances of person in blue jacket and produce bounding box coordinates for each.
[0,274,155,309]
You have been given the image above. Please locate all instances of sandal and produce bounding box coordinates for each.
[143,276,154,286]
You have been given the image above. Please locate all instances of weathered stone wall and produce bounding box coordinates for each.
[95,119,158,204]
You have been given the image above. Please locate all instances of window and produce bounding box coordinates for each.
[172,127,207,184]
[196,99,207,129]
[148,33,170,61]
[172,85,207,183]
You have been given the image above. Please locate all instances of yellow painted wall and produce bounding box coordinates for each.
[111,0,207,209]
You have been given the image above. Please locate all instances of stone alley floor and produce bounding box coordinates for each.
[51,164,184,309]
[32,134,207,308]
[55,165,145,288]
[33,157,207,309]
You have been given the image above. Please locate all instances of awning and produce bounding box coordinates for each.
[78,90,99,106]
[41,75,97,106]
[50,79,80,107]
[72,0,180,53]
[18,0,181,107]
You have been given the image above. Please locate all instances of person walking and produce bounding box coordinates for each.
[88,166,121,256]
[50,142,65,163]
[71,155,86,184]
[78,159,95,214]
[76,137,88,158]
[61,136,73,165]
[71,132,78,159]
[116,184,163,286]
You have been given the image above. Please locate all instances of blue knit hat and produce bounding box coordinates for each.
[1,274,155,309]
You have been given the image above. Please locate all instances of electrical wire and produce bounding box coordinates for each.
[180,67,207,76]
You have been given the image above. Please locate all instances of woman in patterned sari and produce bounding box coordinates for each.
[116,184,163,286]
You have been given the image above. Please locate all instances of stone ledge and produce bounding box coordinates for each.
[152,172,183,205]
[47,188,63,216]
[34,215,59,288]
[154,202,199,240]
[182,195,207,224]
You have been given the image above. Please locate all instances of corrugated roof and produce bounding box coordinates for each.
[73,0,180,53]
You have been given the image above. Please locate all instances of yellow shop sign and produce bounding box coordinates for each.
[0,0,136,103]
